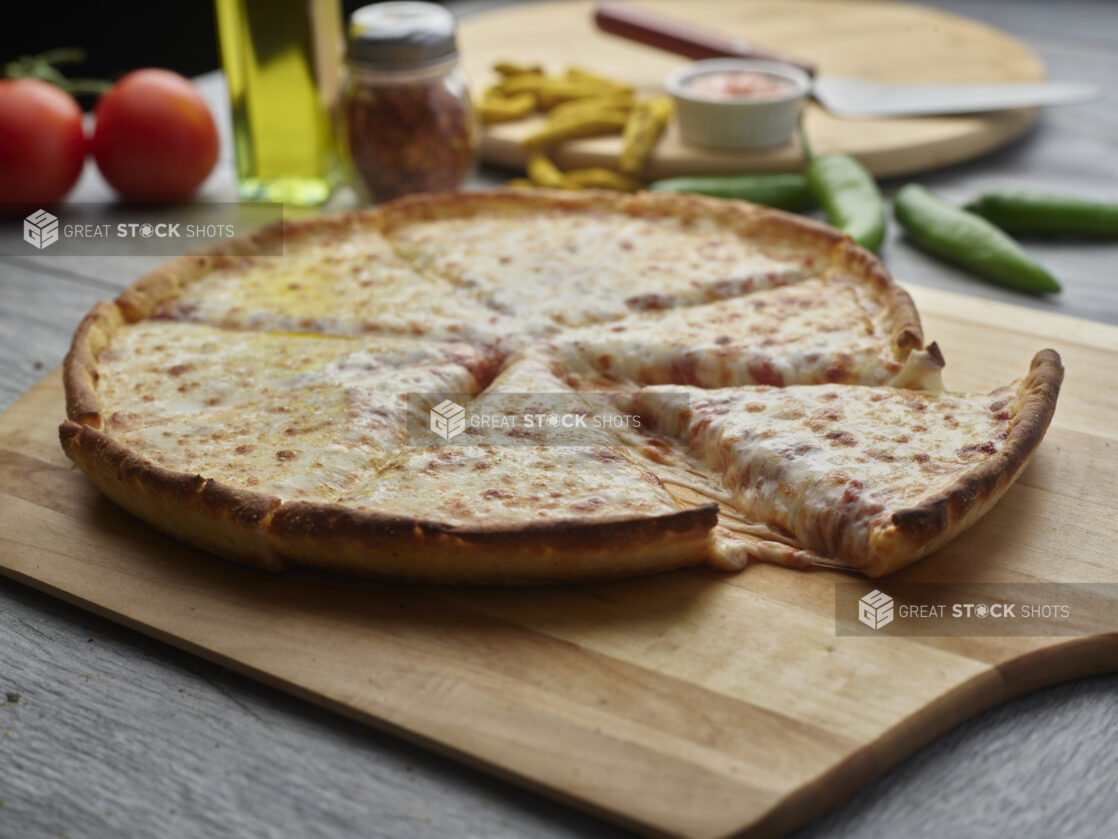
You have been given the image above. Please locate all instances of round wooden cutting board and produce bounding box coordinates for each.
[458,0,1047,178]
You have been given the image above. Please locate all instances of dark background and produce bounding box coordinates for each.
[1,0,451,95]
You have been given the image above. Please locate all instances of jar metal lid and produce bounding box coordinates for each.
[347,2,458,69]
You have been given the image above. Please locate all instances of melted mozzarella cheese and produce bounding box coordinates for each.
[115,386,394,500]
[96,322,494,434]
[387,209,817,333]
[100,323,500,502]
[553,276,905,388]
[158,229,510,342]
[337,350,688,525]
[339,444,682,526]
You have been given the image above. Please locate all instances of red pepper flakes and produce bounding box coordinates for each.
[344,77,477,203]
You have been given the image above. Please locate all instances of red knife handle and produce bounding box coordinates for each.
[593,2,816,77]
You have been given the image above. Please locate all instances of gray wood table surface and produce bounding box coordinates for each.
[2,1,1116,837]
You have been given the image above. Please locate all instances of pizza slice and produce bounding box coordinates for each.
[380,190,834,333]
[340,347,704,517]
[289,442,718,584]
[64,302,499,434]
[60,304,504,561]
[626,350,1063,576]
[266,352,718,583]
[81,384,402,501]
[552,275,943,390]
[115,216,510,342]
[61,368,461,569]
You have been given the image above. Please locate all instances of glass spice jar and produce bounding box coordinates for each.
[341,2,478,203]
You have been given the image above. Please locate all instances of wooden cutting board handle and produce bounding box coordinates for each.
[593,1,817,76]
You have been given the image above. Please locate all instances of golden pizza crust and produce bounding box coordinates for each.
[59,421,718,583]
[63,300,124,428]
[865,349,1064,577]
[832,239,924,357]
[60,421,283,569]
[267,500,718,585]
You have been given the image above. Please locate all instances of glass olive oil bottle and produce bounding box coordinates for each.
[215,0,343,205]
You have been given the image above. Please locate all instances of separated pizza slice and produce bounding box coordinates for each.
[379,190,837,334]
[264,351,718,583]
[115,215,511,342]
[627,350,1063,577]
[552,274,943,391]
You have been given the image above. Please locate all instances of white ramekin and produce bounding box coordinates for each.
[665,58,812,151]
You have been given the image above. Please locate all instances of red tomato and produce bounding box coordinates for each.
[0,79,86,207]
[91,69,218,202]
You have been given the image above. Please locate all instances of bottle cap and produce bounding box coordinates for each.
[348,2,458,69]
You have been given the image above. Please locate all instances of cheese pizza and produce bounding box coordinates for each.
[60,189,1062,583]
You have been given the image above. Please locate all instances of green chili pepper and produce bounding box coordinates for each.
[803,146,886,252]
[895,184,1061,295]
[964,189,1118,238]
[647,173,815,211]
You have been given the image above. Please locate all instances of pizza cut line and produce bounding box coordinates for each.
[59,190,1063,583]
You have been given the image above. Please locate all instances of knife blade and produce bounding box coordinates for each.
[812,76,1099,118]
[594,2,1101,118]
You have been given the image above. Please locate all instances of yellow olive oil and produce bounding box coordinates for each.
[215,0,342,205]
